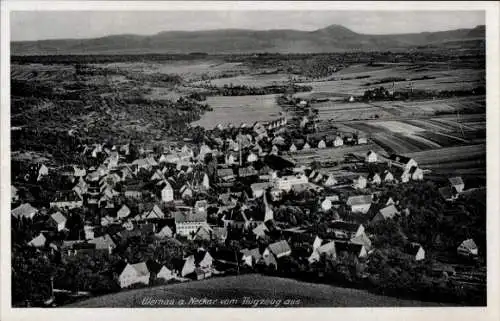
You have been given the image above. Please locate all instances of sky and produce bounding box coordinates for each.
[10,10,485,41]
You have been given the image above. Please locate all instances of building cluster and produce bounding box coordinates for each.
[11,115,479,292]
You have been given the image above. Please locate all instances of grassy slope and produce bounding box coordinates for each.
[69,274,455,307]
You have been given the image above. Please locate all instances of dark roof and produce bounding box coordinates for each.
[388,154,414,165]
[174,211,207,223]
[347,195,372,206]
[439,186,456,200]
[449,177,464,186]
[405,242,423,256]
[193,249,210,265]
[238,166,258,177]
[329,221,361,233]
[52,190,81,202]
[335,241,364,254]
[268,240,291,257]
[217,168,235,177]
[378,204,399,219]
[146,259,163,275]
[460,239,477,250]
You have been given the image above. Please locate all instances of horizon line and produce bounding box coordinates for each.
[11,23,485,43]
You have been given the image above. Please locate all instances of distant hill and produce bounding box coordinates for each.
[11,24,485,55]
[69,274,455,307]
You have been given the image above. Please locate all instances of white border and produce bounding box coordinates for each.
[1,2,499,321]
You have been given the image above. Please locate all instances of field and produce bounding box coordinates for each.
[297,63,484,100]
[69,274,454,307]
[102,61,248,81]
[191,94,282,128]
[288,144,386,165]
[192,73,292,87]
[404,144,486,185]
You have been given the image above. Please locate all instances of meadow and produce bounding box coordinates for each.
[69,274,453,307]
[191,94,282,128]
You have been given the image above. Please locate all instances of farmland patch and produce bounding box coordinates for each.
[414,131,467,147]
[191,94,281,129]
[373,121,426,133]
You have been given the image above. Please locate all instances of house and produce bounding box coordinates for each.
[308,241,336,264]
[192,225,213,241]
[317,139,327,149]
[11,185,19,202]
[385,197,396,206]
[289,144,298,153]
[405,242,425,261]
[60,242,96,259]
[212,226,228,243]
[238,166,258,178]
[350,233,373,252]
[410,166,424,181]
[365,151,378,163]
[155,225,173,239]
[88,234,116,254]
[217,168,235,182]
[323,175,338,187]
[357,136,368,144]
[174,210,208,238]
[247,152,258,163]
[321,198,332,211]
[252,223,269,239]
[150,170,165,182]
[449,177,465,193]
[201,173,210,190]
[180,185,193,199]
[352,176,367,189]
[302,142,311,150]
[251,182,272,198]
[457,239,478,257]
[84,225,95,240]
[328,221,365,239]
[241,248,262,267]
[29,163,49,181]
[309,171,324,184]
[161,182,174,202]
[272,136,286,146]
[100,215,116,226]
[49,190,83,209]
[117,205,131,219]
[439,186,459,202]
[382,170,394,183]
[388,154,418,172]
[372,204,400,223]
[104,152,120,169]
[73,166,87,178]
[118,262,150,288]
[263,240,292,269]
[368,172,381,185]
[142,205,165,220]
[398,170,411,183]
[181,249,213,278]
[346,195,372,214]
[333,136,344,147]
[335,241,368,259]
[156,265,175,282]
[274,173,308,191]
[28,233,46,247]
[198,144,213,161]
[12,203,38,219]
[194,200,208,215]
[48,212,67,231]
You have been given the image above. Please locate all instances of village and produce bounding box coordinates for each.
[10,104,485,307]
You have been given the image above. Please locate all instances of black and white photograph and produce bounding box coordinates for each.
[1,1,499,318]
